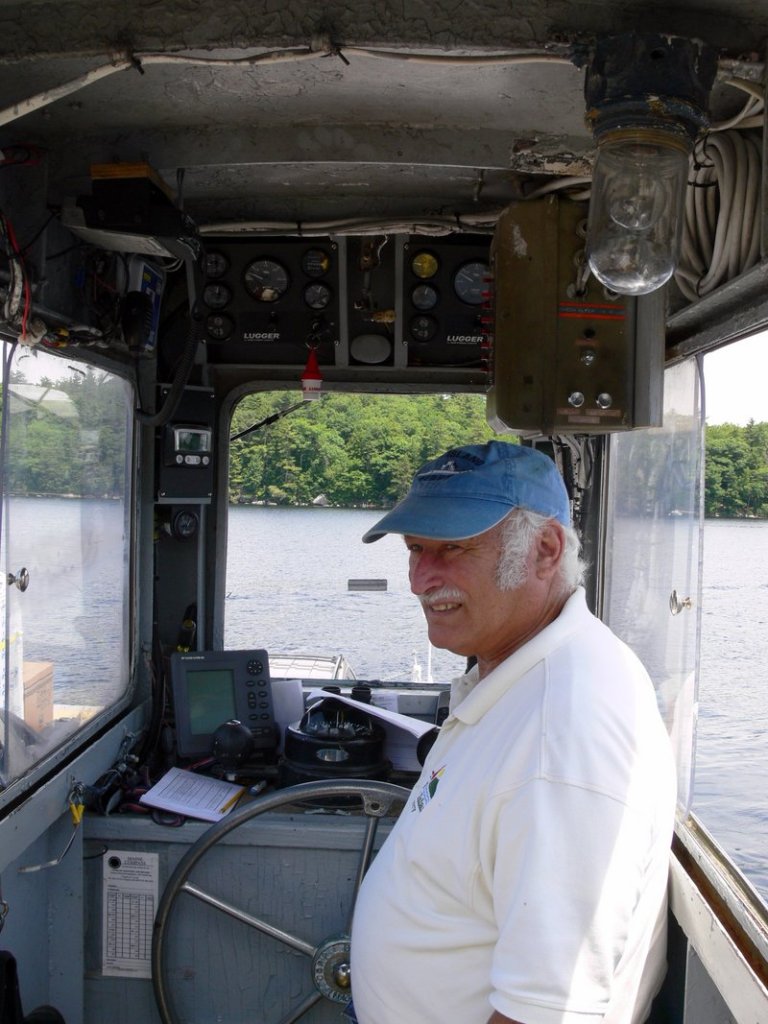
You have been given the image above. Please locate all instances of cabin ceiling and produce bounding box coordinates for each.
[0,1,764,228]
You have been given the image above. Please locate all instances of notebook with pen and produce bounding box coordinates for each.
[139,767,245,822]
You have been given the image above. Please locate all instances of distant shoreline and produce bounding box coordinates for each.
[11,495,768,522]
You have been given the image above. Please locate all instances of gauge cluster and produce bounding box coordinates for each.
[200,234,491,371]
[201,239,340,366]
[403,236,491,367]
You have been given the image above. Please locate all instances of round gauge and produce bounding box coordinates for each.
[202,282,232,310]
[410,315,438,342]
[411,251,439,280]
[243,259,290,302]
[206,312,235,341]
[171,508,200,541]
[411,283,438,311]
[204,250,229,279]
[453,260,489,305]
[302,248,332,278]
[304,282,332,311]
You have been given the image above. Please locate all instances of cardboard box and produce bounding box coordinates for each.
[23,660,54,731]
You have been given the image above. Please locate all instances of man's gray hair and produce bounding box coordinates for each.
[496,508,586,594]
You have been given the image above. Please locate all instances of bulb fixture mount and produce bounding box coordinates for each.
[580,33,717,295]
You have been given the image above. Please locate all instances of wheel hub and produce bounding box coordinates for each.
[312,934,352,1002]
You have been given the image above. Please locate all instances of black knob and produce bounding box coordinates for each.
[211,719,254,770]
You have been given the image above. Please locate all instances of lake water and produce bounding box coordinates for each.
[225,506,768,902]
[223,505,467,684]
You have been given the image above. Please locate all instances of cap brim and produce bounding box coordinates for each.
[362,494,513,543]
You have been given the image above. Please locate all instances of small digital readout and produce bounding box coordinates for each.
[174,427,212,454]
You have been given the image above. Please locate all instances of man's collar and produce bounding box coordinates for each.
[451,587,587,725]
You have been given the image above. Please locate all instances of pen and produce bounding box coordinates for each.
[219,788,244,813]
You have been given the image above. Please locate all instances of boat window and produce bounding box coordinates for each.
[601,357,703,816]
[695,331,768,908]
[604,338,768,910]
[0,343,133,793]
[224,391,500,685]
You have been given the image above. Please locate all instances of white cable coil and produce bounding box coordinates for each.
[676,129,762,302]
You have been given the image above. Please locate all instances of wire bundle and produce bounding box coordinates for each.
[0,211,31,337]
[675,76,765,302]
[676,129,762,302]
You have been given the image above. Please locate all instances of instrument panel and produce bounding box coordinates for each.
[403,239,491,367]
[200,238,341,367]
[200,234,491,371]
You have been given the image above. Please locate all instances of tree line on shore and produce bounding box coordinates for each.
[230,392,768,518]
[704,420,768,518]
[7,374,768,518]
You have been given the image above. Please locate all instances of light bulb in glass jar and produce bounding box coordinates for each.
[586,129,690,295]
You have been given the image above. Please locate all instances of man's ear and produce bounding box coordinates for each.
[533,521,565,579]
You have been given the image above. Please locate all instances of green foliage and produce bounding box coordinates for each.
[705,420,768,518]
[227,403,768,517]
[229,393,507,507]
[6,367,129,498]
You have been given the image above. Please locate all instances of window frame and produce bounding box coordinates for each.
[0,344,140,814]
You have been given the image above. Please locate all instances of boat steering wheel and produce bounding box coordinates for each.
[151,778,409,1024]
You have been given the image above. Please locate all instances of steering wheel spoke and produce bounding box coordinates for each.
[181,879,316,956]
[152,778,409,1024]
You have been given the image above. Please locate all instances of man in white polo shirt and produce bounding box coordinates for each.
[350,440,677,1024]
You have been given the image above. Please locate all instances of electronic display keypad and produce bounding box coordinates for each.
[169,649,276,759]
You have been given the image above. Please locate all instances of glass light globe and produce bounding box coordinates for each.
[586,129,690,295]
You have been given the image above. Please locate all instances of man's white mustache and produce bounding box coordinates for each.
[418,587,465,608]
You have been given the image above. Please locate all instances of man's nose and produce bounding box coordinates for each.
[409,552,442,594]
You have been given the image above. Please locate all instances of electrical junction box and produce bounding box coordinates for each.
[156,386,215,504]
[486,197,665,434]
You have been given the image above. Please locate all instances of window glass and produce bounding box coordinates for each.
[601,358,703,816]
[696,332,768,904]
[223,392,500,684]
[1,344,133,790]
[605,338,768,907]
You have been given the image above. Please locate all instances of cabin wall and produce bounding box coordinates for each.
[0,709,146,1020]
[80,812,393,1024]
[684,949,737,1024]
[1,818,84,1020]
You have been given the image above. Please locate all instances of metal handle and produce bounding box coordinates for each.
[7,568,29,591]
[669,589,692,615]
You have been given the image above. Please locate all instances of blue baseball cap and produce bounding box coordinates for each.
[362,441,570,543]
